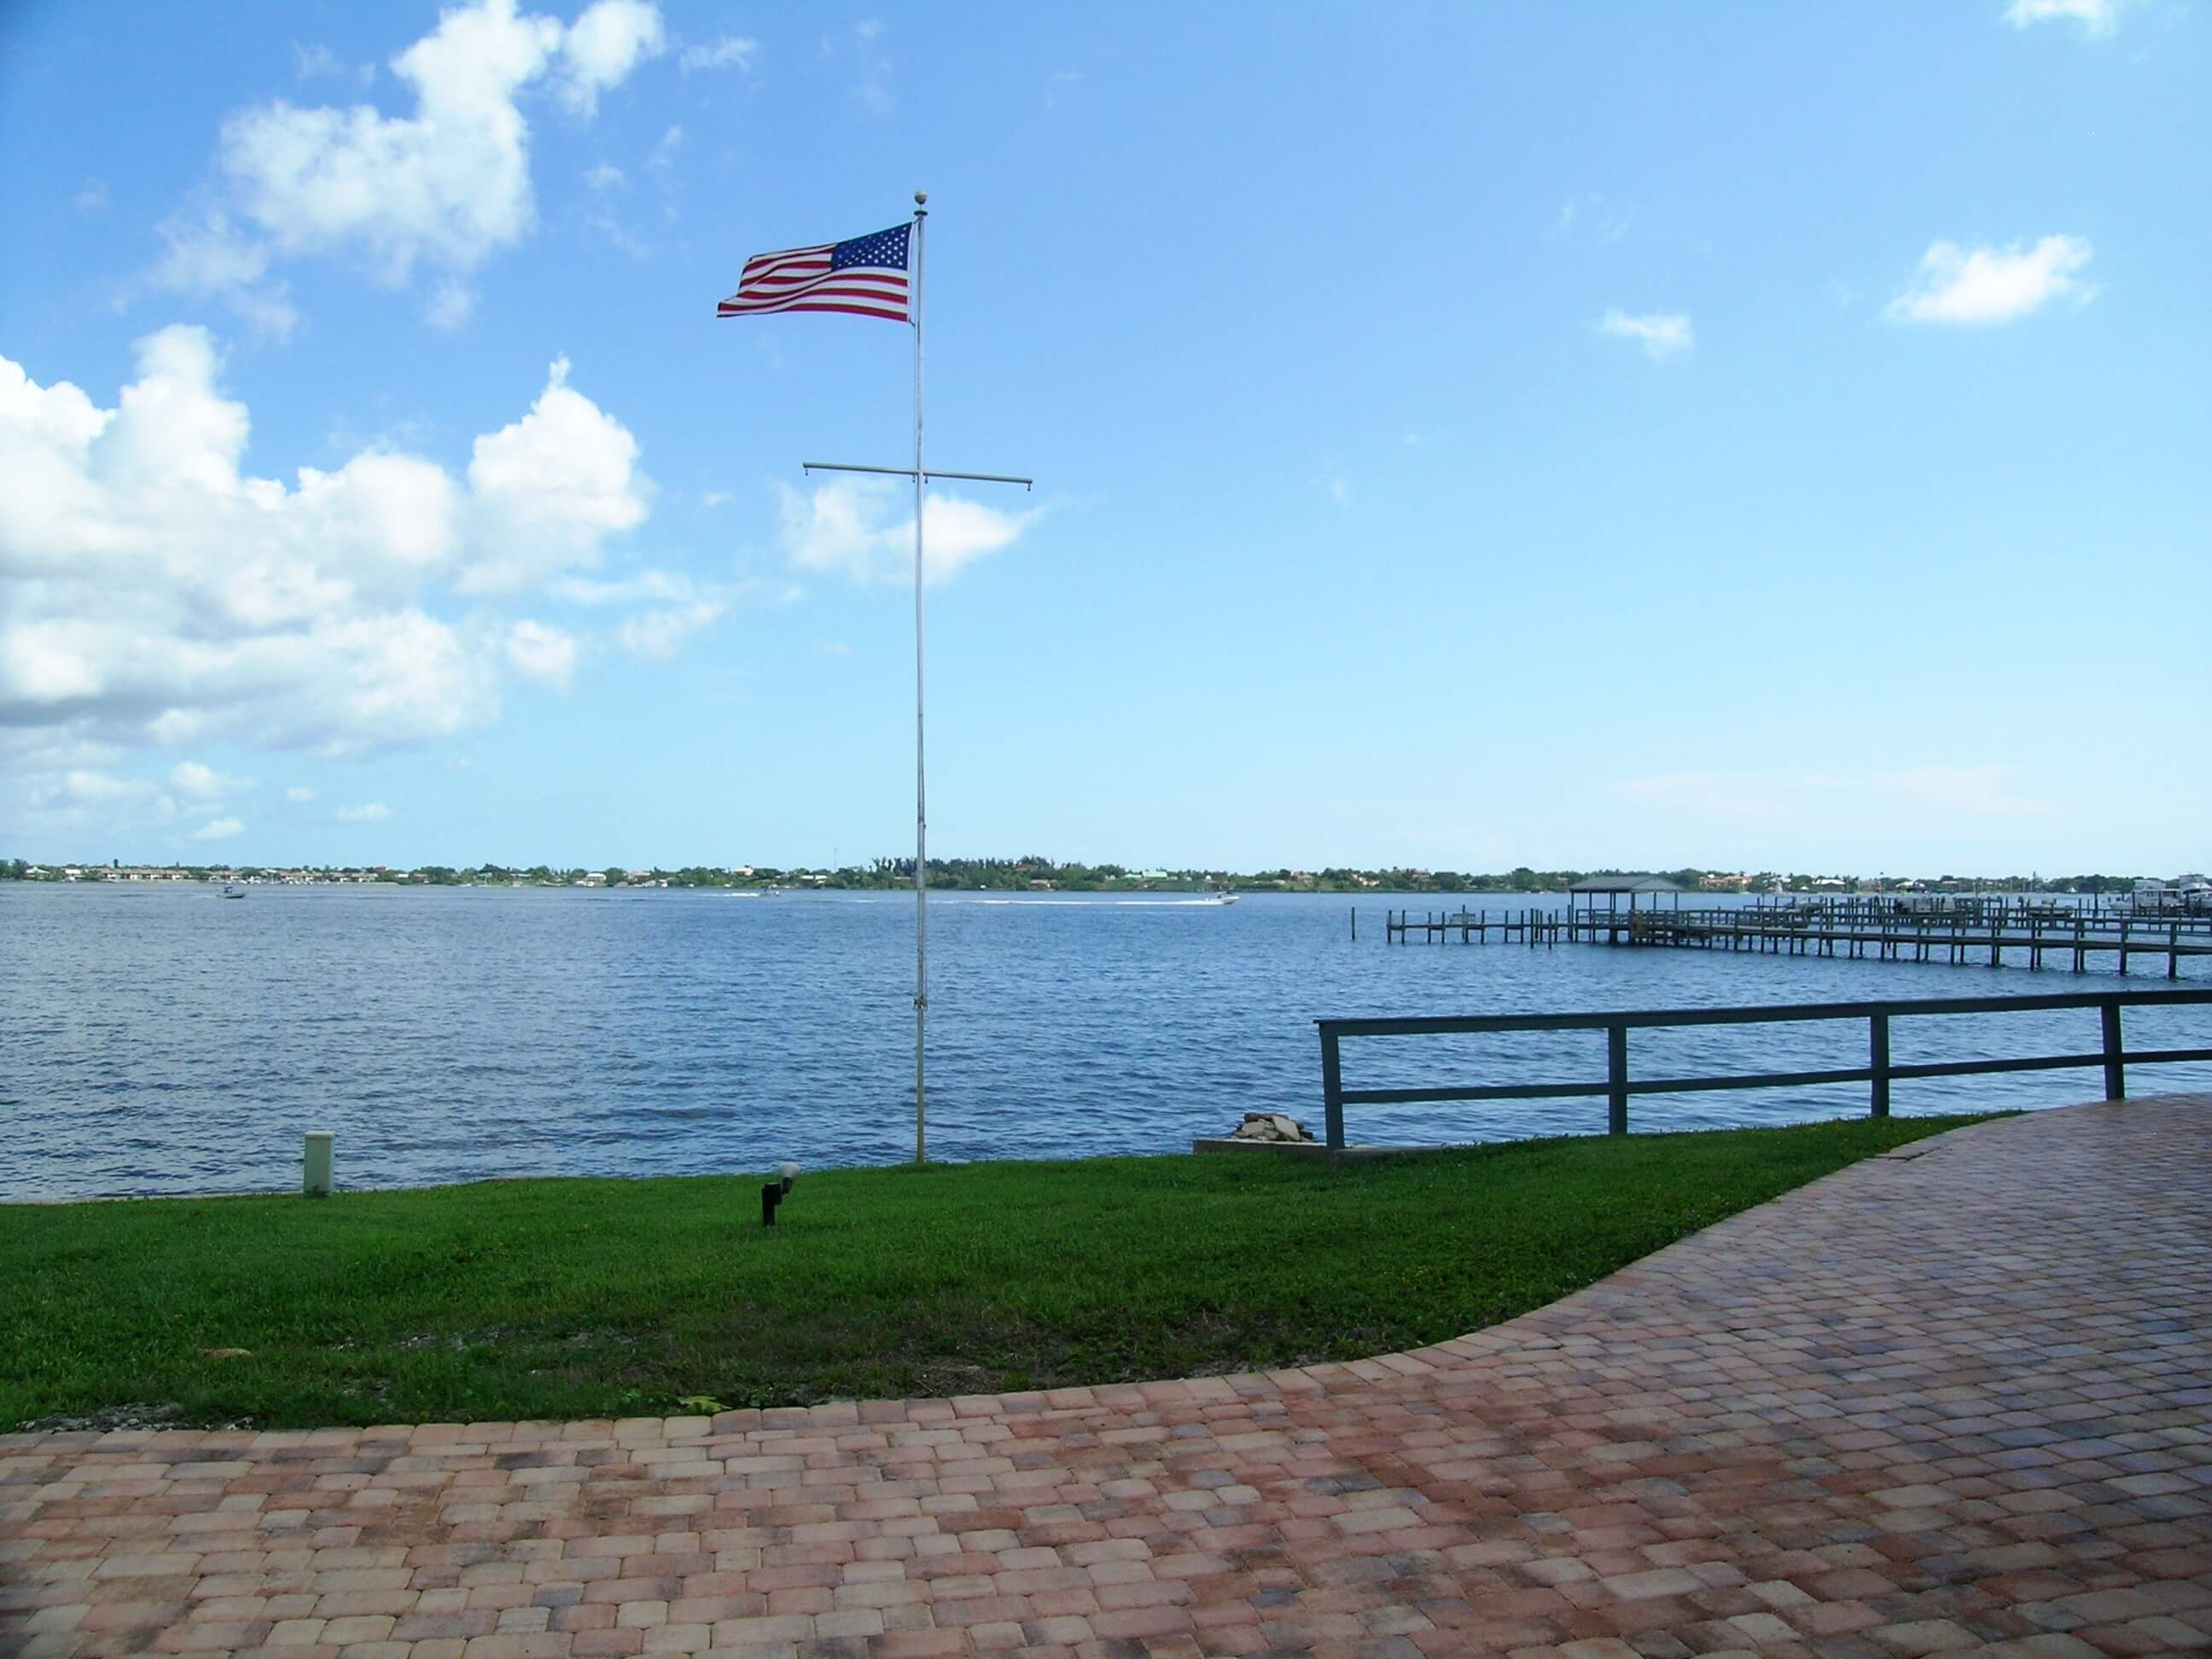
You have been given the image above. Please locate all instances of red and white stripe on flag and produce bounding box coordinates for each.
[717,223,911,323]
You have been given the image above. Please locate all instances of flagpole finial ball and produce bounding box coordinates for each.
[914,190,927,206]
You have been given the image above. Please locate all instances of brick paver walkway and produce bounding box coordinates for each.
[4,1097,2208,1659]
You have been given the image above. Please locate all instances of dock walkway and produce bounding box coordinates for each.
[1629,906,2211,976]
[4,1097,2209,1658]
[1387,900,2212,977]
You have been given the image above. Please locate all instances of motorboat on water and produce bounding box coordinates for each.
[220,884,245,899]
[1205,889,1238,905]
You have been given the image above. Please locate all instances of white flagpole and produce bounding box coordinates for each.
[911,190,928,1166]
[792,196,1028,1167]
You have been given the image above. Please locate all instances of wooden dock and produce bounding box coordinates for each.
[1384,908,1567,947]
[1385,898,2212,977]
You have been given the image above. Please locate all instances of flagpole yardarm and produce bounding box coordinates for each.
[911,190,928,1166]
[742,201,1028,1169]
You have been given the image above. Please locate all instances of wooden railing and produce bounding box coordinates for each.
[1315,987,2212,1152]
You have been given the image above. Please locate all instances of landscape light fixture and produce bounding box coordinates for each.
[761,1161,800,1228]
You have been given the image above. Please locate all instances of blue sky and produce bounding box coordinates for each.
[2,0,2204,876]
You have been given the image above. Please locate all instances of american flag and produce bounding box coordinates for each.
[717,223,911,323]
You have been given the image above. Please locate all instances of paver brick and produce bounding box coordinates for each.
[3,1098,2209,1659]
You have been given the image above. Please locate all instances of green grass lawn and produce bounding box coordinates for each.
[0,1114,1992,1431]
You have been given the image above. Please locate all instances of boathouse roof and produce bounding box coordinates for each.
[1566,876,1687,894]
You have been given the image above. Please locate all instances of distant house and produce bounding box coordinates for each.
[579,872,607,887]
[2134,876,2209,914]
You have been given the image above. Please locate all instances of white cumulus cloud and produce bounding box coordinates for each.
[286,786,316,801]
[170,760,253,799]
[0,328,649,766]
[557,0,667,114]
[149,213,298,340]
[553,569,695,605]
[551,570,745,664]
[679,36,758,73]
[2004,0,2124,34]
[336,802,391,822]
[616,602,722,660]
[1598,309,1694,360]
[464,357,649,593]
[61,770,152,804]
[190,816,244,841]
[504,619,579,685]
[157,0,664,327]
[1883,236,2096,325]
[777,477,1043,586]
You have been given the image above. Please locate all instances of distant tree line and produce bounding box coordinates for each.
[0,855,2178,894]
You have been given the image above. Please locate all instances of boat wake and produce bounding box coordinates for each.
[969,898,1235,908]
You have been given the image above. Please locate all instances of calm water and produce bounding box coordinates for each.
[3,883,2206,1199]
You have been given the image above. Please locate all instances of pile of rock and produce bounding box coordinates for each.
[1229,1112,1317,1144]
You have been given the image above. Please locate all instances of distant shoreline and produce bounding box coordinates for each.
[3,857,2175,901]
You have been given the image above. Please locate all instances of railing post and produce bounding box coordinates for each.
[1320,1026,1346,1150]
[1869,1012,1890,1119]
[2101,1000,2125,1101]
[1607,1023,1628,1136]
